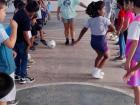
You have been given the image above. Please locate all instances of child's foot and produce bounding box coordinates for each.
[19,76,35,84]
[30,46,36,51]
[65,38,69,45]
[92,68,104,79]
[71,39,75,45]
[40,39,47,46]
[33,42,38,46]
[15,75,21,81]
[28,59,36,64]
[113,56,126,62]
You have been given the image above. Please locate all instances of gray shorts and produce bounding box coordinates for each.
[62,18,74,23]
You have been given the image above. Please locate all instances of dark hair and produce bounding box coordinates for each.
[124,0,134,4]
[0,0,6,9]
[117,0,124,6]
[26,0,39,13]
[86,1,105,18]
[0,72,14,99]
[134,0,140,8]
[14,0,21,8]
[17,1,25,10]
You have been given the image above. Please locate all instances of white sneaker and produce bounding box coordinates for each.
[92,68,104,76]
[92,68,104,79]
[100,71,105,76]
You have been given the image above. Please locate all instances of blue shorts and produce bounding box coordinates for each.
[91,35,108,53]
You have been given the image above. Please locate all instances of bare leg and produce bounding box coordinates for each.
[69,20,75,40]
[134,86,140,105]
[0,102,7,105]
[48,12,51,20]
[63,22,70,45]
[63,22,70,39]
[98,52,109,68]
[39,30,45,40]
[31,36,35,46]
[94,50,104,68]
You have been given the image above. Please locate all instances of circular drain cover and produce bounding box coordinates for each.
[17,84,133,105]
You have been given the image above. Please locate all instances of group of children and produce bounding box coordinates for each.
[0,0,140,105]
[0,0,43,105]
[68,0,140,104]
[60,0,140,105]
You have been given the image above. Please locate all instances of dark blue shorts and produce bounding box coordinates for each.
[91,35,108,53]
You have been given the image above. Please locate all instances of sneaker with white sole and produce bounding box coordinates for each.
[92,68,104,79]
[15,75,20,81]
[97,68,105,76]
[19,77,35,84]
[92,68,104,76]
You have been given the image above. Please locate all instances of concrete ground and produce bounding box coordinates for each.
[17,84,133,105]
[5,12,134,104]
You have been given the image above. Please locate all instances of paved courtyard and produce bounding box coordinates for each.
[5,12,134,104]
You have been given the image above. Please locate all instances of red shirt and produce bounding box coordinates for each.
[117,8,125,28]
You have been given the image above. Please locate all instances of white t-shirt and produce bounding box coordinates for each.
[127,14,140,61]
[127,21,140,40]
[85,16,111,35]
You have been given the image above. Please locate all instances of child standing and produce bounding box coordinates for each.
[114,0,126,61]
[13,1,39,84]
[0,0,18,105]
[123,1,140,105]
[74,1,115,79]
[122,0,135,43]
[47,1,52,20]
[57,0,86,45]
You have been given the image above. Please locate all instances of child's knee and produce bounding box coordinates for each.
[104,54,109,59]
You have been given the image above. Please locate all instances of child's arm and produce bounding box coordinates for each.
[123,40,138,82]
[79,2,87,8]
[3,19,18,48]
[57,7,61,20]
[23,31,32,52]
[74,27,88,44]
[121,17,130,32]
[125,40,138,70]
[116,16,124,36]
[123,61,140,82]
[39,0,46,9]
[107,24,116,33]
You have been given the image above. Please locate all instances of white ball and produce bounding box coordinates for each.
[47,40,56,49]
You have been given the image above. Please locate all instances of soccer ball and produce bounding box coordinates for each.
[47,40,56,49]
